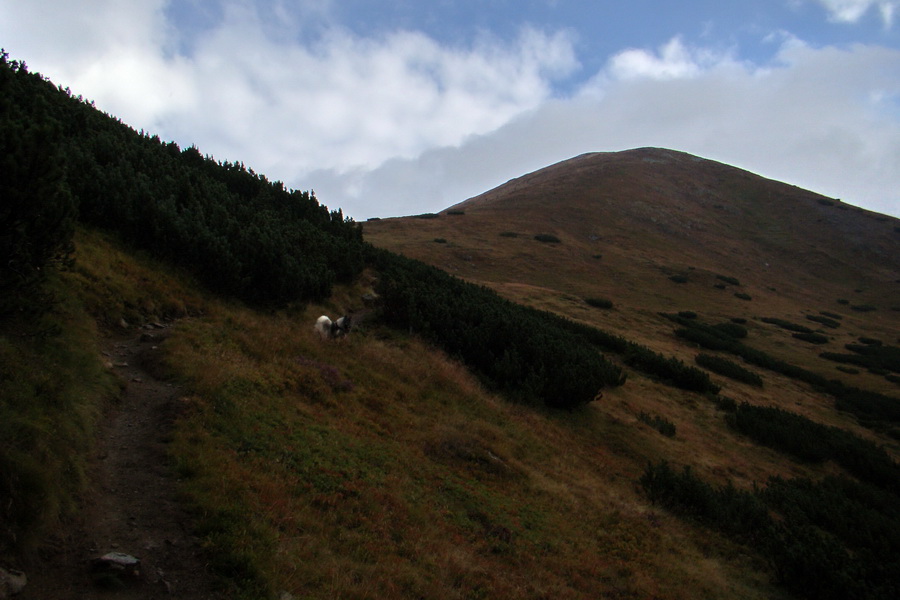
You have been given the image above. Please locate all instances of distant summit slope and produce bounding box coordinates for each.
[364,147,900,324]
[450,147,898,277]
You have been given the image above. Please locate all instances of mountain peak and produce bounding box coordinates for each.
[366,147,900,323]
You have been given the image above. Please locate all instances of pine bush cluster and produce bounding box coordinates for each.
[695,354,762,387]
[641,461,900,600]
[1,52,365,307]
[374,252,624,409]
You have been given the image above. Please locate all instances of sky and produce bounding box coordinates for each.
[2,1,900,219]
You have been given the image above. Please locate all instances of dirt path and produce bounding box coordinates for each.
[22,325,229,599]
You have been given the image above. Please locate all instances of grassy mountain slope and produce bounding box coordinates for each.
[363,147,900,403]
[3,227,791,599]
[0,227,207,554]
[91,230,793,599]
[4,45,900,598]
[364,147,898,312]
[362,148,900,597]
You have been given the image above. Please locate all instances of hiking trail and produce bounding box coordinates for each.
[22,323,228,599]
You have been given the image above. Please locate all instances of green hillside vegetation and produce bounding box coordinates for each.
[2,53,364,307]
[364,144,900,599]
[641,461,900,600]
[822,343,900,375]
[695,354,763,387]
[0,50,623,415]
[0,227,206,553]
[667,313,900,426]
[4,47,900,600]
[0,50,650,594]
[0,274,117,550]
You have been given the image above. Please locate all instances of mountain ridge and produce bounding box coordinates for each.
[363,146,900,428]
[365,147,900,324]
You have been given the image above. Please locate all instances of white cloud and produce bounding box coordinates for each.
[607,37,719,80]
[0,0,170,70]
[319,37,900,220]
[0,0,577,178]
[1,2,899,221]
[814,0,900,27]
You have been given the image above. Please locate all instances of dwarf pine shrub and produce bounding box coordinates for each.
[639,412,676,437]
[714,395,737,411]
[696,353,763,387]
[624,345,720,394]
[641,460,900,600]
[716,275,741,286]
[822,344,900,375]
[374,251,624,409]
[534,233,561,243]
[726,403,900,492]
[851,304,877,312]
[669,314,900,425]
[761,317,814,334]
[713,322,749,339]
[793,332,829,345]
[585,297,613,309]
[806,315,841,329]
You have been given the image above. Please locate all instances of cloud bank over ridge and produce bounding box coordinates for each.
[1,0,898,218]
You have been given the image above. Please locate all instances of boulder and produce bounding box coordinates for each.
[0,567,27,598]
[91,552,141,587]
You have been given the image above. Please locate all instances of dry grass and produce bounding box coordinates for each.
[10,151,899,600]
[356,150,900,597]
[0,218,823,598]
[156,274,796,599]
